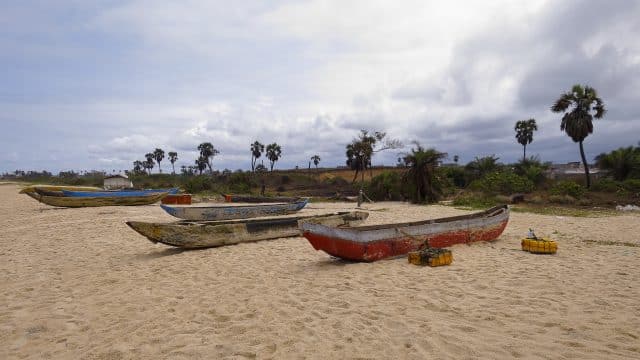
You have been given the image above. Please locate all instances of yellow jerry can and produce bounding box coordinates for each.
[408,248,453,266]
[521,238,557,254]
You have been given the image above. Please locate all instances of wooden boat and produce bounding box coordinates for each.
[299,205,510,262]
[19,185,102,194]
[223,194,301,203]
[61,188,179,197]
[126,211,368,249]
[24,191,168,207]
[160,199,309,221]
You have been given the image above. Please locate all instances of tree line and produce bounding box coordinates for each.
[131,141,324,176]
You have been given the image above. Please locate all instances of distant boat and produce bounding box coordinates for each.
[160,199,309,221]
[126,211,368,249]
[19,185,102,195]
[61,188,179,197]
[223,194,301,203]
[24,191,168,207]
[299,205,510,262]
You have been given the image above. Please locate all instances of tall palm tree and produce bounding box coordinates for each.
[250,141,264,172]
[197,142,219,173]
[514,118,538,161]
[266,143,282,171]
[144,153,155,174]
[551,84,606,188]
[153,148,165,173]
[311,155,321,169]
[401,142,447,203]
[168,151,178,174]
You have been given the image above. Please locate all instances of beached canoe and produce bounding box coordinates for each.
[160,199,309,221]
[19,185,102,194]
[223,194,301,203]
[299,205,510,262]
[61,188,179,197]
[24,191,168,207]
[126,211,369,249]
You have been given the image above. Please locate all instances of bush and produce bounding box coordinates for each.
[441,166,467,188]
[622,178,640,193]
[550,180,585,199]
[512,157,549,187]
[590,179,622,193]
[452,193,501,209]
[548,194,577,204]
[183,175,214,193]
[469,171,534,195]
[365,171,403,201]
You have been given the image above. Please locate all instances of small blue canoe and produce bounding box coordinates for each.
[62,188,179,197]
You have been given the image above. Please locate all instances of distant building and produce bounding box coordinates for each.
[546,162,601,180]
[104,174,133,189]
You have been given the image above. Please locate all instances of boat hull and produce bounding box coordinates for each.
[25,192,168,207]
[299,205,509,262]
[160,199,309,221]
[19,185,102,194]
[126,211,368,249]
[223,194,301,203]
[61,188,178,197]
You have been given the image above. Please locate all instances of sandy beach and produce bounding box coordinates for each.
[1,183,639,359]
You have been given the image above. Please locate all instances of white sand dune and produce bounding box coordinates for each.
[1,184,639,359]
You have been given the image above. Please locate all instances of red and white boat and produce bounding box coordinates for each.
[299,205,509,262]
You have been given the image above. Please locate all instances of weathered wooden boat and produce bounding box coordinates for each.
[61,188,179,197]
[160,199,309,221]
[223,194,301,203]
[126,211,369,249]
[299,205,510,262]
[19,185,102,194]
[24,191,168,207]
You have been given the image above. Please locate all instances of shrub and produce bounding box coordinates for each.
[550,180,585,199]
[590,179,622,193]
[469,171,534,195]
[622,178,640,193]
[441,166,467,188]
[365,171,403,201]
[183,175,213,193]
[548,194,577,204]
[452,193,501,209]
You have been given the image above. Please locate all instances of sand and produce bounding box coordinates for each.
[1,183,639,359]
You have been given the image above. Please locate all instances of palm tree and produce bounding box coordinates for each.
[197,142,219,173]
[514,118,538,161]
[401,142,447,203]
[595,146,639,181]
[311,155,321,169]
[551,84,606,188]
[250,141,264,172]
[266,143,282,171]
[168,151,178,174]
[144,153,155,174]
[153,148,165,173]
[132,160,144,175]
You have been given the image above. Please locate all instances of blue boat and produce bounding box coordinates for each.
[62,188,179,197]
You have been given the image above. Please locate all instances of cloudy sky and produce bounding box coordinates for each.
[2,0,639,174]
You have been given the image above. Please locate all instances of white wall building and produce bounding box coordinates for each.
[103,174,133,190]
